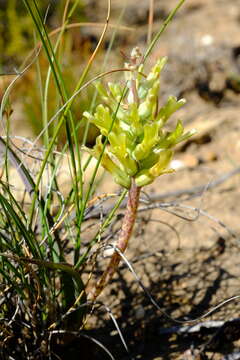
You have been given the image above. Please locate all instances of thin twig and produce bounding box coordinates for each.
[150,166,240,201]
[158,318,240,335]
[147,0,154,45]
[89,180,141,301]
[84,166,240,220]
[114,245,240,324]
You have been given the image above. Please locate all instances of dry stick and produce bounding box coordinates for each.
[84,165,240,221]
[90,179,141,302]
[147,0,154,45]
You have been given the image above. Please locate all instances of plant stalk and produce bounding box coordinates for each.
[90,179,141,301]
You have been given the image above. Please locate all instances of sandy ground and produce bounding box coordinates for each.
[81,1,240,359]
[1,0,240,359]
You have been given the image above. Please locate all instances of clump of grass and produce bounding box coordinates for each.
[0,0,187,358]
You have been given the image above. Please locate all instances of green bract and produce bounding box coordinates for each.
[83,48,195,189]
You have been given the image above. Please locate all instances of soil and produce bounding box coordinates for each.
[80,1,240,359]
[2,0,240,359]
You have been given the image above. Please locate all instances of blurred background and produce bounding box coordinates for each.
[1,0,240,144]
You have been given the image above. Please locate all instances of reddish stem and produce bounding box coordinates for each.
[90,179,141,301]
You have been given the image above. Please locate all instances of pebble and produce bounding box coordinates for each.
[135,305,145,320]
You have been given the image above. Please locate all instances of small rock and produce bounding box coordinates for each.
[182,154,199,168]
[199,150,218,163]
[135,306,145,320]
[171,159,185,170]
[201,34,214,46]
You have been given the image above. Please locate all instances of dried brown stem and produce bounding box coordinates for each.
[90,179,141,302]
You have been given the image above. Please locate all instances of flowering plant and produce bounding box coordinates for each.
[83,47,195,189]
[84,48,195,302]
